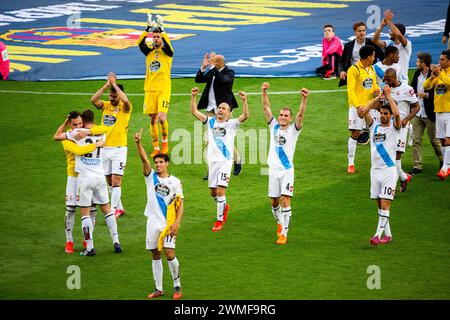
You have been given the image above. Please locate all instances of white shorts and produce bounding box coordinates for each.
[102,147,127,176]
[66,176,78,207]
[435,112,450,139]
[348,107,379,131]
[146,218,176,250]
[396,126,408,153]
[77,175,109,207]
[370,167,398,201]
[268,168,294,198]
[208,161,232,189]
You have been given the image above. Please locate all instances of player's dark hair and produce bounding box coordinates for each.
[68,111,81,120]
[385,45,398,57]
[110,84,124,93]
[359,45,375,59]
[153,153,170,162]
[442,50,450,60]
[394,23,406,36]
[384,67,397,78]
[353,21,366,31]
[324,24,334,31]
[380,104,392,114]
[417,52,432,67]
[81,109,95,123]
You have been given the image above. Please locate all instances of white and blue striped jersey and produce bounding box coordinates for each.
[205,117,240,163]
[369,121,400,169]
[373,61,403,88]
[389,82,419,120]
[267,118,301,170]
[144,169,183,225]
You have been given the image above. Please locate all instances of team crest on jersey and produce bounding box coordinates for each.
[363,78,373,89]
[275,135,286,146]
[155,183,171,197]
[213,127,226,138]
[373,133,386,144]
[150,60,161,72]
[103,114,117,126]
[436,84,447,95]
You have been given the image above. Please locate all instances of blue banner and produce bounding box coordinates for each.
[0,0,448,81]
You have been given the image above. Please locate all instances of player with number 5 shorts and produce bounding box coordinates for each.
[190,87,249,232]
[261,82,309,245]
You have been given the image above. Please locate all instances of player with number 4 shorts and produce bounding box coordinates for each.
[261,82,309,245]
[190,87,249,232]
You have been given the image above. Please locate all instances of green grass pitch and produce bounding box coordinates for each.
[0,75,449,300]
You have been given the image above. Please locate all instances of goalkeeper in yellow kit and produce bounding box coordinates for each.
[138,14,174,157]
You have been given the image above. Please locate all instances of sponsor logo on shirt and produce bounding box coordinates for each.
[436,84,447,95]
[363,77,373,89]
[213,127,226,138]
[150,60,161,72]
[373,133,386,144]
[81,158,101,166]
[275,135,286,146]
[103,114,117,126]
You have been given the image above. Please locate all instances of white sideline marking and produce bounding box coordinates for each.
[0,89,346,96]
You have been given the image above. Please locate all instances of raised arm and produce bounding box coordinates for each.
[385,16,408,47]
[237,91,249,123]
[261,82,273,123]
[108,72,132,112]
[134,132,151,176]
[90,80,110,109]
[372,18,387,49]
[386,90,401,130]
[295,88,309,129]
[360,91,384,127]
[402,101,419,127]
[53,116,71,141]
[161,32,174,57]
[190,87,207,123]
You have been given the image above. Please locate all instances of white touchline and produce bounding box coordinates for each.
[0,89,346,96]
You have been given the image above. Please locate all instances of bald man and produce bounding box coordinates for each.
[195,52,242,178]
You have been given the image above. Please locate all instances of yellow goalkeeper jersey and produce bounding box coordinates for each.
[138,31,173,93]
[101,100,132,147]
[424,66,450,113]
[347,60,380,108]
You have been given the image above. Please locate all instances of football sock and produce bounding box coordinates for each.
[81,216,94,250]
[375,209,390,238]
[111,186,122,211]
[443,146,450,171]
[271,205,282,224]
[117,198,124,211]
[65,206,76,242]
[160,120,169,142]
[281,207,292,237]
[150,122,160,149]
[152,258,163,291]
[105,212,119,244]
[167,257,181,288]
[396,159,408,181]
[217,195,226,222]
[234,147,242,164]
[90,206,97,232]
[348,137,357,166]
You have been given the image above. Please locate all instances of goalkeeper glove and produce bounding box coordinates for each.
[145,13,154,32]
[155,14,165,32]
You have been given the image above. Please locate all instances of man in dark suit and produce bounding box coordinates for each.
[195,53,242,178]
[338,21,384,145]
[338,21,385,87]
[409,52,443,174]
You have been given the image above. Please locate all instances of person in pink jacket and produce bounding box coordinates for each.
[316,24,343,80]
[0,41,10,80]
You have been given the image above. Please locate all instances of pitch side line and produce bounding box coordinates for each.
[0,89,346,96]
